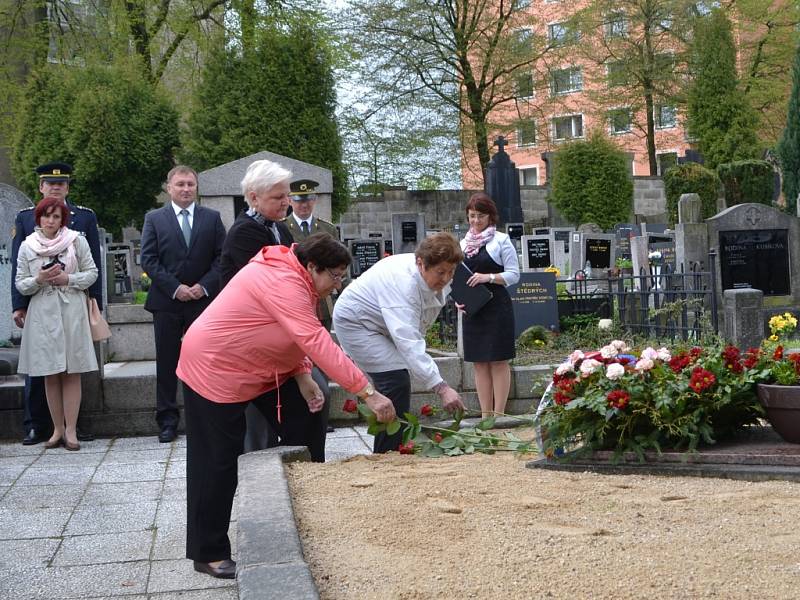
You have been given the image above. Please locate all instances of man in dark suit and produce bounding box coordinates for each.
[140,165,225,443]
[11,162,103,445]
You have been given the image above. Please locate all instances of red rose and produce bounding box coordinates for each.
[606,389,630,410]
[342,398,359,413]
[433,432,443,443]
[398,441,415,454]
[420,404,434,416]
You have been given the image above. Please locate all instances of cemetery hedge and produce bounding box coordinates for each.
[663,162,721,226]
[548,133,633,230]
[716,160,774,207]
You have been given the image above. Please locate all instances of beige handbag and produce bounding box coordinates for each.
[87,296,111,341]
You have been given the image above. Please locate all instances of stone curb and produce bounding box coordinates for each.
[237,446,320,600]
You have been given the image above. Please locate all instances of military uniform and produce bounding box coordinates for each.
[11,162,102,443]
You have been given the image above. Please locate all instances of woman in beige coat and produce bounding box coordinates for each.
[15,197,98,450]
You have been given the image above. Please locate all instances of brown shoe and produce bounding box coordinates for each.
[44,437,63,449]
[64,440,80,451]
[193,559,236,579]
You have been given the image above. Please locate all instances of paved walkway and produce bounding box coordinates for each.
[0,426,374,599]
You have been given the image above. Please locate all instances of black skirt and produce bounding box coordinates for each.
[462,246,516,362]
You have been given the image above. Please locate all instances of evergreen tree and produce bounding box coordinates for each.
[778,40,800,215]
[11,62,180,236]
[686,9,759,169]
[183,20,348,218]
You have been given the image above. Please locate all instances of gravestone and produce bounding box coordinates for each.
[507,272,559,336]
[707,203,800,305]
[550,227,573,277]
[1,184,33,341]
[107,243,134,300]
[675,193,708,271]
[613,223,641,261]
[520,235,552,271]
[572,232,616,276]
[484,136,523,226]
[348,239,382,277]
[391,213,425,255]
[506,223,524,253]
[647,232,676,268]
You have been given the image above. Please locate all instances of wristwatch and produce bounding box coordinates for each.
[357,383,375,400]
[489,274,496,284]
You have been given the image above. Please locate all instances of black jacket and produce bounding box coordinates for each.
[219,210,293,288]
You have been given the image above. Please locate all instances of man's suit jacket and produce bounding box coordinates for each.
[11,200,104,311]
[140,203,225,313]
[219,210,293,288]
[283,215,339,242]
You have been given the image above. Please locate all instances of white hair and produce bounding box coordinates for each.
[240,160,292,204]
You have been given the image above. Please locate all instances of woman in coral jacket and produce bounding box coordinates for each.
[176,233,395,580]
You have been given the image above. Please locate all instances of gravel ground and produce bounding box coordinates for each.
[287,452,800,600]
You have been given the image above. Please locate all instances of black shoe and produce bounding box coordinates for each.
[158,426,177,443]
[76,427,94,442]
[22,428,51,446]
[193,559,236,579]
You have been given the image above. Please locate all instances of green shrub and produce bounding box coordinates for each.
[549,132,633,229]
[716,160,774,207]
[663,162,721,226]
[518,326,549,349]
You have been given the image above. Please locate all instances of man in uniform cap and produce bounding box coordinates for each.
[283,178,341,432]
[11,161,103,444]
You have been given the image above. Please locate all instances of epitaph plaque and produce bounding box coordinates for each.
[1,184,33,341]
[719,229,790,296]
[507,272,559,335]
[613,223,641,260]
[522,236,551,270]
[391,213,425,255]
[348,239,382,277]
[584,237,612,269]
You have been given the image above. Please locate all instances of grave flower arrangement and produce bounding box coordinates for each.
[538,340,764,460]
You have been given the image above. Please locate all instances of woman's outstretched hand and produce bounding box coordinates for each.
[365,391,396,423]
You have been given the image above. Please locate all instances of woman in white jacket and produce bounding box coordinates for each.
[15,197,98,450]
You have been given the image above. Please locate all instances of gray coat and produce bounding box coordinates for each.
[16,234,99,376]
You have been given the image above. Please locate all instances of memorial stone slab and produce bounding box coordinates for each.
[707,203,800,304]
[520,235,552,271]
[573,233,616,275]
[506,223,524,253]
[348,239,383,277]
[613,223,641,261]
[391,213,425,255]
[507,272,559,336]
[550,227,573,277]
[647,232,676,268]
[1,184,33,341]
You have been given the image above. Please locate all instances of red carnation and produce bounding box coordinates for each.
[606,389,630,410]
[398,441,415,454]
[433,432,443,443]
[420,404,434,417]
[689,366,716,393]
[342,398,358,413]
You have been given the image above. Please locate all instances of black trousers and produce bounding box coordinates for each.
[368,369,411,453]
[23,375,51,434]
[184,378,327,562]
[152,303,207,429]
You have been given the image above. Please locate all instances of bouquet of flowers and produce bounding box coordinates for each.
[768,312,797,341]
[539,340,764,460]
[647,250,662,266]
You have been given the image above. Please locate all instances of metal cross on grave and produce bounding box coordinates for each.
[494,136,508,153]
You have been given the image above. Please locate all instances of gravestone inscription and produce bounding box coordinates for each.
[507,272,559,335]
[719,229,790,296]
[524,237,551,270]
[584,237,612,269]
[349,239,382,277]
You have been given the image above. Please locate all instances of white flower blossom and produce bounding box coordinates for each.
[606,363,625,380]
[635,358,655,371]
[568,350,585,366]
[611,340,630,352]
[555,362,573,376]
[600,345,618,359]
[598,319,613,330]
[656,347,671,361]
[579,359,602,377]
[640,347,659,361]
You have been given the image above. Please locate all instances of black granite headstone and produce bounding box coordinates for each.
[649,241,676,267]
[553,229,571,253]
[534,228,550,235]
[526,238,551,269]
[508,272,559,335]
[719,229,790,296]
[401,221,418,242]
[507,223,524,240]
[613,223,641,260]
[349,240,382,277]
[584,238,612,269]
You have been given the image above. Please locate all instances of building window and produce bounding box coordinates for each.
[551,67,582,95]
[517,121,536,147]
[514,73,534,99]
[548,22,579,46]
[655,104,677,128]
[609,108,632,134]
[552,115,584,141]
[605,11,627,38]
[606,60,629,87]
[520,167,539,186]
[514,0,532,9]
[657,152,678,175]
[693,1,720,16]
[511,28,533,55]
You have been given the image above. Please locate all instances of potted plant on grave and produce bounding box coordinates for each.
[754,313,800,443]
[614,257,633,276]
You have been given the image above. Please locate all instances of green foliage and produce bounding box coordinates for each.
[517,326,549,350]
[686,9,759,170]
[182,20,349,219]
[778,40,800,215]
[716,160,774,207]
[548,132,633,229]
[11,62,179,236]
[663,162,721,226]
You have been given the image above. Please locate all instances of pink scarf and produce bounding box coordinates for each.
[463,225,496,258]
[24,227,80,274]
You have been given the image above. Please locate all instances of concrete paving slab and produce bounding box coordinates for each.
[166,459,186,479]
[152,523,186,561]
[33,450,105,468]
[148,587,238,599]
[0,462,30,485]
[0,483,84,509]
[147,558,237,594]
[102,448,171,465]
[0,538,59,570]
[81,480,163,505]
[0,443,44,458]
[110,436,174,451]
[15,465,96,486]
[65,500,157,535]
[238,562,319,600]
[325,427,362,439]
[155,500,185,528]
[325,436,371,455]
[2,560,151,598]
[62,438,114,453]
[161,477,186,500]
[53,530,154,566]
[93,461,166,483]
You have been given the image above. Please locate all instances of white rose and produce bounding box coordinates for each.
[656,347,671,361]
[568,350,585,365]
[600,345,618,359]
[640,347,659,361]
[579,359,602,377]
[555,362,573,376]
[635,358,655,371]
[606,363,625,380]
